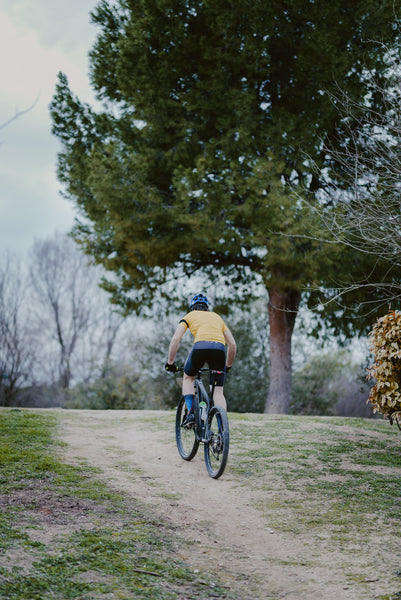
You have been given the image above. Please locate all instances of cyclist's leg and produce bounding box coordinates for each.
[213,385,227,411]
[207,348,227,410]
[183,373,196,421]
[183,346,204,414]
[182,373,196,396]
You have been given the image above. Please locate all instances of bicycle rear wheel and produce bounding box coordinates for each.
[204,406,229,479]
[175,397,199,461]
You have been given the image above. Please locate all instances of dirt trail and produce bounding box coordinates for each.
[57,409,395,600]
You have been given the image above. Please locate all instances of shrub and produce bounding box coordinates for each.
[291,349,372,417]
[367,310,401,427]
[67,366,146,410]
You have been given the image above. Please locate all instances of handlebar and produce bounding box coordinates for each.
[167,366,224,375]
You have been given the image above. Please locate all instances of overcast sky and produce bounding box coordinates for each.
[0,0,99,257]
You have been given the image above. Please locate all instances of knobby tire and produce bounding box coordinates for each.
[175,396,199,461]
[204,406,229,479]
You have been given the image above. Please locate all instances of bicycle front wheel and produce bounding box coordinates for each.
[175,397,199,461]
[204,406,229,479]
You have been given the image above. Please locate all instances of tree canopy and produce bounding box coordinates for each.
[50,0,400,412]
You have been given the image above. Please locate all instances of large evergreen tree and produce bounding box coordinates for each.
[50,0,400,413]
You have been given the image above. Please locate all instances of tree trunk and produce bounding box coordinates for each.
[265,287,301,414]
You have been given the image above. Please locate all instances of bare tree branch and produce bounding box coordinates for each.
[0,255,36,405]
[320,62,401,264]
[0,96,39,132]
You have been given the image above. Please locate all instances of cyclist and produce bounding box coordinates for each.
[165,293,237,424]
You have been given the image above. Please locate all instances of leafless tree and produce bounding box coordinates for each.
[0,255,36,405]
[29,233,127,392]
[319,62,401,271]
[74,295,126,384]
[283,59,401,314]
[30,234,98,389]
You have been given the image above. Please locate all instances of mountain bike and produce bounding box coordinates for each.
[174,368,230,479]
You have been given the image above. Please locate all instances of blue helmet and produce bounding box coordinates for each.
[189,293,210,311]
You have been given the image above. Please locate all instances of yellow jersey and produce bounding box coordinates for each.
[180,311,228,345]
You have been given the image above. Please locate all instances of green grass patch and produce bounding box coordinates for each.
[0,409,235,600]
[229,414,401,538]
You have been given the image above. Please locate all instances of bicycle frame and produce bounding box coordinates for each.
[193,368,219,443]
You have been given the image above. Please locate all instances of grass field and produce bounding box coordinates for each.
[1,408,401,599]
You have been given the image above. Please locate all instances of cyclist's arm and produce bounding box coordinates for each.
[167,323,186,364]
[224,329,237,368]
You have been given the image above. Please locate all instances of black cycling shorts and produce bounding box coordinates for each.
[184,341,226,386]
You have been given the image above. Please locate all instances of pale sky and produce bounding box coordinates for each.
[0,0,99,256]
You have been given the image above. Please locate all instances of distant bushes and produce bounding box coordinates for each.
[291,349,373,418]
[7,343,373,417]
[67,369,146,410]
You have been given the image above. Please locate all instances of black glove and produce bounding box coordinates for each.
[225,365,231,374]
[165,362,178,373]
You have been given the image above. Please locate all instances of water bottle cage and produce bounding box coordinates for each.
[199,401,207,423]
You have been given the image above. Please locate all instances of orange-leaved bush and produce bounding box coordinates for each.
[368,310,401,427]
